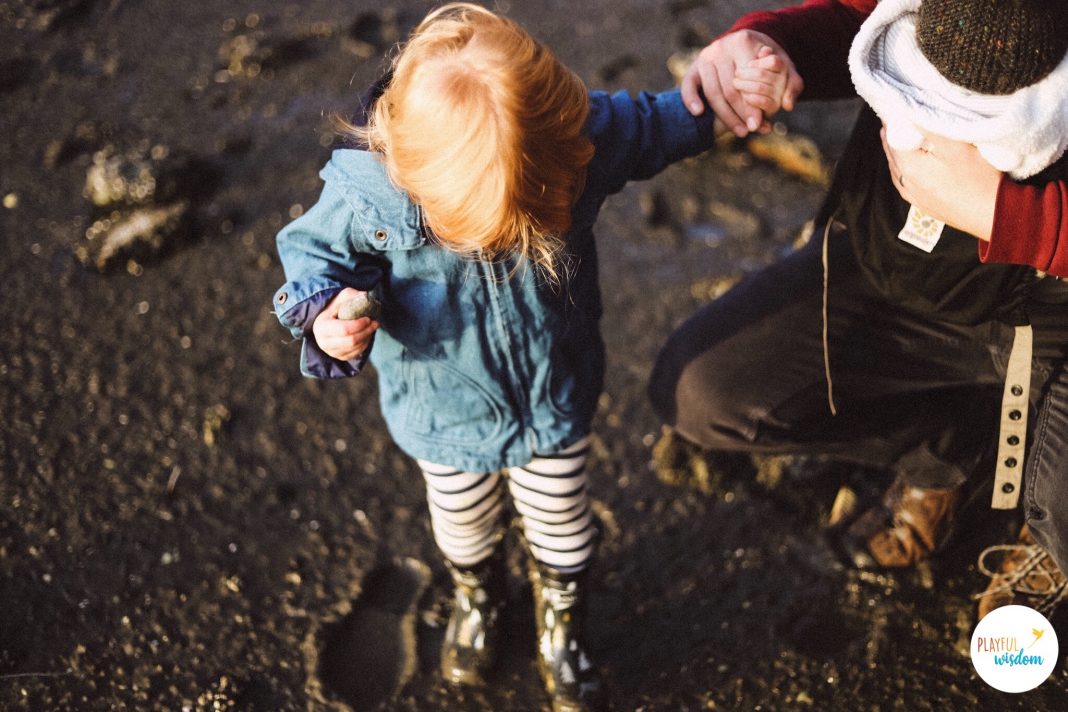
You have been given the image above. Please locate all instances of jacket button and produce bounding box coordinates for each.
[1009,409,1022,421]
[1001,482,1015,494]
[1004,457,1018,468]
[277,292,288,304]
[1011,384,1024,397]
[374,229,387,241]
[1007,435,1020,446]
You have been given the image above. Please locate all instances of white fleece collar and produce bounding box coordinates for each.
[848,0,1068,179]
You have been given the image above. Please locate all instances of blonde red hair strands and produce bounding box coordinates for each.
[339,3,594,281]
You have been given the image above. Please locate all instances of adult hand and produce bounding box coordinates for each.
[681,29,804,137]
[312,288,379,360]
[880,127,1001,241]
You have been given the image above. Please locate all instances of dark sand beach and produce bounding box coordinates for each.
[1,1,1064,709]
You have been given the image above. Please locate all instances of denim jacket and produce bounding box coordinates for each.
[274,89,714,471]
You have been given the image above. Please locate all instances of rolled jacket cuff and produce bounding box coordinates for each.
[300,335,373,379]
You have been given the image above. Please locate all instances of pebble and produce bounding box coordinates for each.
[85,146,159,207]
[748,131,830,186]
[685,222,728,247]
[80,201,190,271]
[338,290,381,321]
[707,200,763,241]
[78,141,218,271]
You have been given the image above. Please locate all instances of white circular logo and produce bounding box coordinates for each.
[970,605,1059,693]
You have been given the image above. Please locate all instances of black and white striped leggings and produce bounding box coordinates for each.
[417,436,596,575]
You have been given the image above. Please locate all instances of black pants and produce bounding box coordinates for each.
[649,227,1068,574]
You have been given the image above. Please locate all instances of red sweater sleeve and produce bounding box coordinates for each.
[728,0,877,100]
[980,177,1068,277]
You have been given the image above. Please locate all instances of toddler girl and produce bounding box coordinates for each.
[272,4,730,708]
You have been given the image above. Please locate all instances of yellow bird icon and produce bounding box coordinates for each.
[1028,628,1045,648]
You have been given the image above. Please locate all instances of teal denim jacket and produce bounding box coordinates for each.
[274,89,714,471]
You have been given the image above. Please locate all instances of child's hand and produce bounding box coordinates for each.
[731,45,795,127]
[312,288,379,360]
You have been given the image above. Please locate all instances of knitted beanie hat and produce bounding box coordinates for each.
[849,0,1068,178]
[916,0,1068,95]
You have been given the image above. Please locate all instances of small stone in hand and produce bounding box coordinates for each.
[338,291,381,321]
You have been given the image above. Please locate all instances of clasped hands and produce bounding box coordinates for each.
[683,29,1001,240]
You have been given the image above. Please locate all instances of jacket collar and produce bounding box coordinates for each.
[320,149,427,250]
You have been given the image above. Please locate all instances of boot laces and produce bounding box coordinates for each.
[974,543,1068,617]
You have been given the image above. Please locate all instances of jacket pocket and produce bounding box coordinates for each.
[402,351,505,446]
[543,325,601,421]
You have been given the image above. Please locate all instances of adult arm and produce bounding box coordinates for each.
[983,179,1068,277]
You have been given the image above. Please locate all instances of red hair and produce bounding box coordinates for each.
[344,3,593,279]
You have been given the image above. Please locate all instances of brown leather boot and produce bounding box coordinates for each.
[974,525,1068,621]
[838,479,961,569]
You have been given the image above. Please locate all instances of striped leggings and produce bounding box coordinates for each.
[417,437,596,575]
